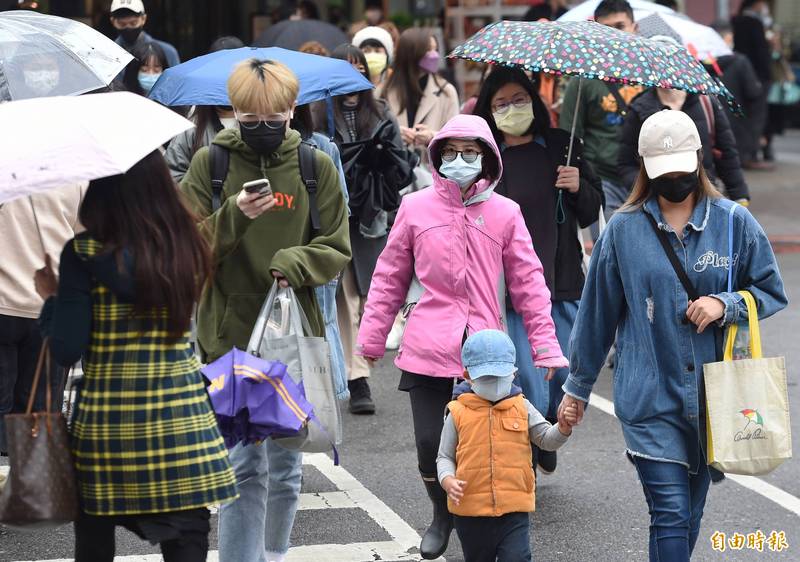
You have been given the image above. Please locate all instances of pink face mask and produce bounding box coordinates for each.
[418,50,440,74]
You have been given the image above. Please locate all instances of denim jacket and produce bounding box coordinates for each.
[564,196,787,473]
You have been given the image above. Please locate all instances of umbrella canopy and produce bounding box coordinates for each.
[148,46,372,107]
[0,92,193,204]
[202,348,314,448]
[449,20,734,102]
[0,10,133,101]
[254,19,347,52]
[557,0,677,22]
[637,12,732,61]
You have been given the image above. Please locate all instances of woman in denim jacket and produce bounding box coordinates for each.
[559,110,787,562]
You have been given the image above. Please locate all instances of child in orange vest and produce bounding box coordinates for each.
[437,329,578,561]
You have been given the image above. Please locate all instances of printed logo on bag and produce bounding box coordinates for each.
[734,408,768,442]
[693,251,739,273]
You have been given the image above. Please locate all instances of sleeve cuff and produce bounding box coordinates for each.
[438,471,455,485]
[534,355,569,369]
[562,374,592,403]
[355,343,384,360]
[711,291,743,326]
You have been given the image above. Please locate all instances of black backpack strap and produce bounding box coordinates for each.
[209,143,230,212]
[605,82,630,116]
[298,142,321,233]
[645,213,700,301]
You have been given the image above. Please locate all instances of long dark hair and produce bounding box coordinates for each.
[190,106,225,156]
[330,44,382,138]
[473,66,552,147]
[122,41,170,96]
[382,28,446,116]
[79,151,212,339]
[290,103,315,140]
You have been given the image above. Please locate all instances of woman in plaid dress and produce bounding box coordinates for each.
[35,151,237,562]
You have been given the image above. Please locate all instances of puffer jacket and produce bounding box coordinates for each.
[356,114,567,378]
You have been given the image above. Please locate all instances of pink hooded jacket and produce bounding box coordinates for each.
[356,114,568,378]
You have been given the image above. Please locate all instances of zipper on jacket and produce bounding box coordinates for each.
[489,408,497,512]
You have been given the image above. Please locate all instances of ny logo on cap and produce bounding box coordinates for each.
[663,136,674,150]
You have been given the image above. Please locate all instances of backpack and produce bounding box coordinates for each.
[209,141,322,234]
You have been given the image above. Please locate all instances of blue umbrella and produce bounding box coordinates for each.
[148,46,372,107]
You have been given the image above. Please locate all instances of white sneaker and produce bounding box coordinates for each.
[266,552,286,562]
[385,317,405,351]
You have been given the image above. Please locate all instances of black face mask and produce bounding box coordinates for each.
[119,26,143,44]
[650,172,698,203]
[239,121,286,155]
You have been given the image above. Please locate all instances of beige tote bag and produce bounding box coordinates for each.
[704,291,791,475]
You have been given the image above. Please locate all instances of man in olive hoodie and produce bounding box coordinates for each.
[181,59,350,562]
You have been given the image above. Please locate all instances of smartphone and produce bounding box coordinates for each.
[243,178,272,197]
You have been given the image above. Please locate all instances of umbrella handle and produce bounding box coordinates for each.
[566,76,583,168]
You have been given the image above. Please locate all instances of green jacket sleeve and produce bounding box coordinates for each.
[558,78,585,141]
[270,151,351,288]
[179,146,253,263]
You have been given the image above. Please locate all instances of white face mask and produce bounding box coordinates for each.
[219,117,238,130]
[439,154,483,188]
[24,70,59,96]
[472,375,514,403]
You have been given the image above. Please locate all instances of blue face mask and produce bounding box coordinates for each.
[471,375,514,403]
[439,154,483,188]
[138,72,161,94]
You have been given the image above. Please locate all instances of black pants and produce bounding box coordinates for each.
[0,314,62,454]
[399,371,455,475]
[74,508,210,562]
[454,512,532,562]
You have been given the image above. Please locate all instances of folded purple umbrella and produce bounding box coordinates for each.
[202,348,314,448]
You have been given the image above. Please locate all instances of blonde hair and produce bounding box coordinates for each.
[227,59,299,114]
[619,151,722,212]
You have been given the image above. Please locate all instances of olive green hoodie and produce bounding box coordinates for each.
[181,128,351,362]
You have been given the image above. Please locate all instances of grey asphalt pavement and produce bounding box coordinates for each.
[2,134,799,562]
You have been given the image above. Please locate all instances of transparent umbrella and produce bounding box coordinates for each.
[0,10,132,100]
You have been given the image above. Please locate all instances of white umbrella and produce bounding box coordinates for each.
[0,92,194,204]
[557,0,676,22]
[637,12,732,60]
[0,10,133,100]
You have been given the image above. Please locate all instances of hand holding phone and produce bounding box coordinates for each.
[243,178,272,197]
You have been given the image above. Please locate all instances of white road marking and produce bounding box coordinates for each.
[589,391,800,517]
[9,452,440,562]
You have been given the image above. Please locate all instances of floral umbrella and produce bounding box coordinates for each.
[449,20,736,163]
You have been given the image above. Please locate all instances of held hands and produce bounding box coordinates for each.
[34,255,58,300]
[441,476,467,505]
[236,189,275,219]
[400,126,417,146]
[557,394,585,428]
[555,165,580,194]
[686,297,725,334]
[557,402,579,435]
[413,124,435,147]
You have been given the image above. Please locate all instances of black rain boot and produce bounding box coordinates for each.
[420,472,453,559]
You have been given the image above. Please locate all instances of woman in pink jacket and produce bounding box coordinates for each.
[357,113,567,559]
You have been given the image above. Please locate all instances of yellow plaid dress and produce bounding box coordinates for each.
[71,236,237,515]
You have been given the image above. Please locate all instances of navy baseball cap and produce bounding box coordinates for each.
[461,329,516,379]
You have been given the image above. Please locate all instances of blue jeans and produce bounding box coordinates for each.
[632,456,712,562]
[510,301,579,419]
[314,279,349,400]
[601,177,629,219]
[454,512,532,562]
[218,439,303,560]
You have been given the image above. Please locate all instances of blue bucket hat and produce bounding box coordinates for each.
[461,329,516,379]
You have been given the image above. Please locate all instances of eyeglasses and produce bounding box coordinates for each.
[492,94,532,115]
[234,110,290,130]
[441,148,483,163]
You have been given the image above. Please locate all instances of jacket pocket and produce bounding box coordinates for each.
[613,345,660,424]
[217,293,267,343]
[501,417,527,433]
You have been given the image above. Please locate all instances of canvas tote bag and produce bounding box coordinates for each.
[704,290,792,475]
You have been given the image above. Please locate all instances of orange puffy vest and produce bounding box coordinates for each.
[447,392,535,517]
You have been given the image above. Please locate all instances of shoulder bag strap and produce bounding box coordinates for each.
[298,142,321,234]
[645,213,701,301]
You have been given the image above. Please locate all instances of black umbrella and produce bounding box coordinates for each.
[254,20,347,52]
